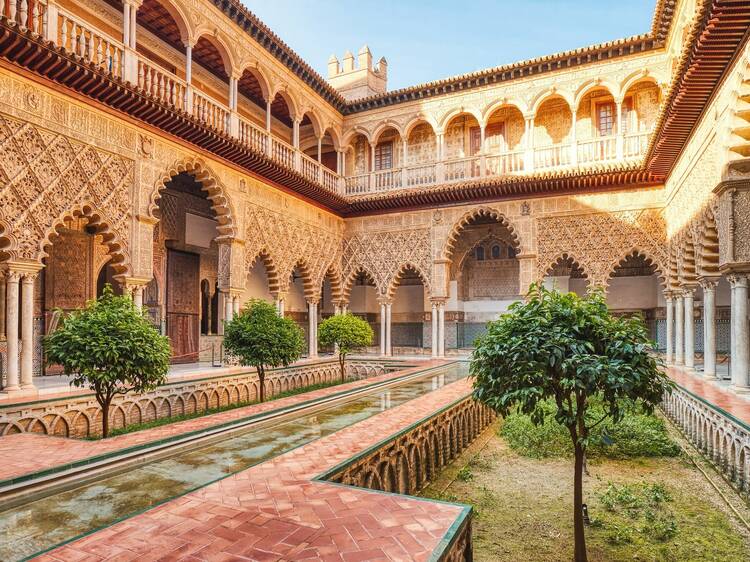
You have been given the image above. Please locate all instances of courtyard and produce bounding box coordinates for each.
[1,0,750,560]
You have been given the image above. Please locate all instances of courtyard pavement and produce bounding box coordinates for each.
[30,366,472,561]
[666,365,750,426]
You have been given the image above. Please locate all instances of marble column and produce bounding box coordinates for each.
[665,293,674,365]
[308,301,318,358]
[438,302,446,358]
[674,292,684,365]
[224,292,233,325]
[431,302,438,359]
[683,287,695,370]
[385,302,392,356]
[4,271,20,392]
[729,274,749,391]
[133,285,144,310]
[21,273,36,389]
[233,295,240,316]
[379,302,386,356]
[701,279,718,379]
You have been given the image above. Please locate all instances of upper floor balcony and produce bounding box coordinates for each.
[2,0,661,201]
[342,80,661,196]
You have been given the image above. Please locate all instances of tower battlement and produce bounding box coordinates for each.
[327,45,387,101]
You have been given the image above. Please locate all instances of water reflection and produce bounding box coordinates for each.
[0,363,468,560]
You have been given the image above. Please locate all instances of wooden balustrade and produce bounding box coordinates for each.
[271,137,295,169]
[444,156,481,182]
[624,132,650,158]
[406,163,436,187]
[577,136,617,164]
[300,153,320,183]
[373,169,401,191]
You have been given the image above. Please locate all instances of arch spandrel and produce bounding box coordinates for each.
[0,115,134,267]
[386,262,432,300]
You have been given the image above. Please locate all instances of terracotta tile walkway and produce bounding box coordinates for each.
[33,376,474,561]
[666,367,750,427]
[0,362,446,484]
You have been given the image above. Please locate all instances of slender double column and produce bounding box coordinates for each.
[729,274,749,392]
[664,292,674,365]
[683,286,696,370]
[307,299,318,358]
[431,301,438,358]
[378,299,393,357]
[2,266,41,394]
[700,278,718,379]
[674,291,684,366]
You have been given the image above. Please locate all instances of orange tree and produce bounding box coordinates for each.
[471,284,672,562]
[44,285,170,438]
[223,299,303,402]
[318,313,374,382]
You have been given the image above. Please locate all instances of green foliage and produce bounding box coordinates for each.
[596,482,679,544]
[471,284,674,561]
[224,299,303,401]
[318,313,373,381]
[44,285,171,437]
[456,466,474,482]
[500,398,681,459]
[472,284,673,436]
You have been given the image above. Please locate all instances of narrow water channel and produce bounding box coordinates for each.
[0,362,468,560]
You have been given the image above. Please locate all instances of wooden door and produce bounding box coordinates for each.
[167,250,200,364]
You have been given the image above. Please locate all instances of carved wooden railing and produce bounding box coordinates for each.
[137,56,186,111]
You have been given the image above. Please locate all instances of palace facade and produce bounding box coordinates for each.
[0,0,749,395]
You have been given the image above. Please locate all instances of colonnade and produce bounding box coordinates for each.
[1,265,41,394]
[665,274,750,392]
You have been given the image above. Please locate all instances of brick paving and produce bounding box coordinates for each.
[667,366,750,426]
[33,375,474,561]
[0,362,445,484]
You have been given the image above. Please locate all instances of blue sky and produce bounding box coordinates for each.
[245,1,657,91]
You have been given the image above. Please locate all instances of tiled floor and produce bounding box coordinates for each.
[0,362,444,484]
[667,366,750,426]
[33,374,474,561]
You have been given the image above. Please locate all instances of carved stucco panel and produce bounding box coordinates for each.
[536,209,667,287]
[0,112,133,265]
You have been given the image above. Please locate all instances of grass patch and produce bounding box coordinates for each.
[100,378,349,439]
[500,399,681,459]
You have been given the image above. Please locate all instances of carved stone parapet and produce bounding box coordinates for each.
[714,180,750,270]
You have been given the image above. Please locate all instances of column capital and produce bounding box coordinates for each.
[680,284,698,296]
[376,297,393,306]
[122,276,151,289]
[306,297,320,306]
[430,297,447,306]
[727,273,748,288]
[3,261,43,276]
[663,290,676,301]
[698,276,720,291]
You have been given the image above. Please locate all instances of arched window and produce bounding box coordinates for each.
[491,245,501,259]
[475,246,485,261]
[508,246,517,258]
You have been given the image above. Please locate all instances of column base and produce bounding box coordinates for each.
[732,384,750,394]
[702,371,718,381]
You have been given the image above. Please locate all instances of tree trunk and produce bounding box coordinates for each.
[339,353,346,383]
[258,367,265,402]
[101,399,110,438]
[573,442,588,562]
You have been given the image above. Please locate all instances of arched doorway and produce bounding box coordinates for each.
[390,266,428,352]
[447,212,521,349]
[155,171,224,364]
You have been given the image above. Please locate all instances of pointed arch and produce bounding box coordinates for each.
[246,249,281,295]
[605,249,667,290]
[321,263,344,303]
[343,265,381,300]
[40,202,130,275]
[542,253,588,279]
[386,262,432,299]
[697,211,720,277]
[287,259,316,299]
[269,88,299,123]
[442,207,521,262]
[236,63,271,107]
[150,157,236,238]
